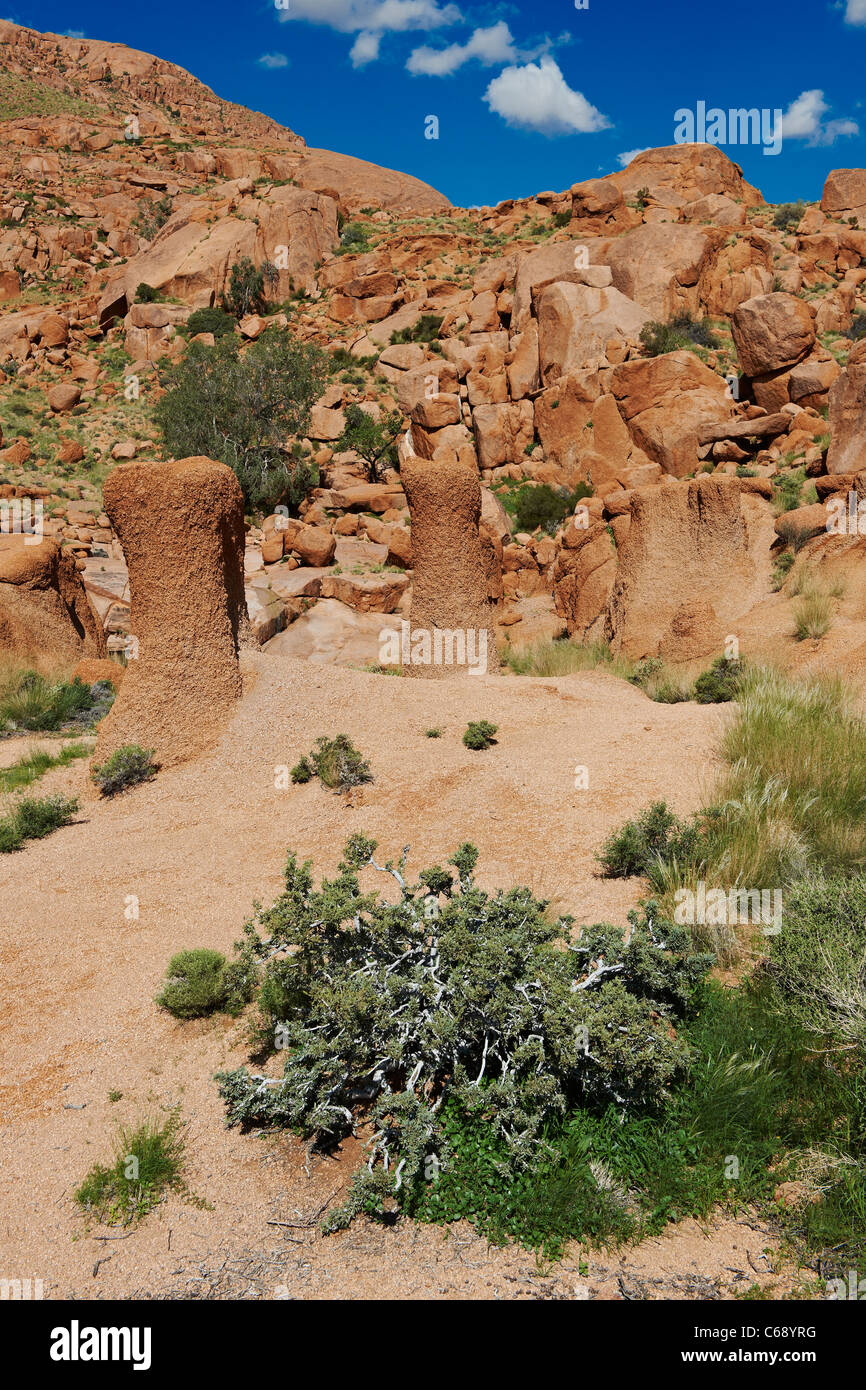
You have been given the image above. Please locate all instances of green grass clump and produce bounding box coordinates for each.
[0,741,89,792]
[793,586,832,641]
[0,794,78,852]
[91,744,157,797]
[463,720,498,750]
[156,948,255,1020]
[0,73,99,119]
[0,672,111,733]
[74,1115,187,1226]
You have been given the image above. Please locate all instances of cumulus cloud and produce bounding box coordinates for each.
[258,52,290,69]
[278,0,462,33]
[407,21,517,76]
[617,147,649,167]
[350,30,381,65]
[845,0,866,25]
[483,58,609,136]
[778,89,858,145]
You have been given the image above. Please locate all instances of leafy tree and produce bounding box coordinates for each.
[154,333,328,513]
[225,256,279,318]
[184,306,236,338]
[338,403,403,482]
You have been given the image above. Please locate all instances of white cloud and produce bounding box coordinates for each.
[779,89,858,145]
[278,0,461,33]
[617,147,649,167]
[407,21,516,76]
[350,30,381,65]
[64,29,86,38]
[483,58,609,136]
[845,0,866,25]
[258,52,290,69]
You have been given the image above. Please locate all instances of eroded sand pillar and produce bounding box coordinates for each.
[400,453,499,678]
[95,456,247,766]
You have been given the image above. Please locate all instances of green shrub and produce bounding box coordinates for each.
[463,720,498,750]
[692,656,744,704]
[0,794,78,852]
[134,282,163,303]
[640,313,718,357]
[74,1114,186,1226]
[503,481,592,535]
[337,222,371,255]
[390,314,443,345]
[598,801,703,881]
[849,312,866,341]
[225,256,278,318]
[771,549,795,590]
[291,735,372,793]
[772,467,806,514]
[154,333,327,512]
[185,306,236,338]
[216,837,711,1234]
[132,195,172,242]
[91,744,157,797]
[156,947,255,1020]
[338,403,403,483]
[772,201,805,232]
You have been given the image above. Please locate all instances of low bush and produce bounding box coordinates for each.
[390,314,443,345]
[216,837,711,1234]
[0,671,112,733]
[793,586,832,641]
[291,735,372,793]
[91,744,157,797]
[640,313,718,357]
[0,794,78,852]
[597,800,703,881]
[692,656,744,704]
[772,201,805,232]
[184,306,236,338]
[156,948,256,1020]
[463,720,498,750]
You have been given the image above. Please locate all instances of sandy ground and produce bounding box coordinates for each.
[0,651,794,1300]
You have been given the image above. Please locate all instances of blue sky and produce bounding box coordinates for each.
[8,0,866,207]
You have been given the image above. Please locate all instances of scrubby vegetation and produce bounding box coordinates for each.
[290,734,373,793]
[494,480,592,536]
[91,744,158,797]
[154,333,328,512]
[156,948,255,1020]
[0,794,78,852]
[0,671,113,734]
[216,836,711,1236]
[640,312,719,357]
[338,403,403,483]
[462,720,498,750]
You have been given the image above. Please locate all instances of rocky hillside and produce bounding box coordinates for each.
[3,19,866,687]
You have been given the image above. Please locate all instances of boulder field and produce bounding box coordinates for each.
[3,20,866,745]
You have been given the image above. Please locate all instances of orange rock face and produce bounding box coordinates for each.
[0,535,106,663]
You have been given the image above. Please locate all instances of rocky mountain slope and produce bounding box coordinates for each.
[2,19,866,689]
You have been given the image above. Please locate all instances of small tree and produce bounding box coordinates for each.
[338,404,403,482]
[154,333,328,513]
[226,257,279,318]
